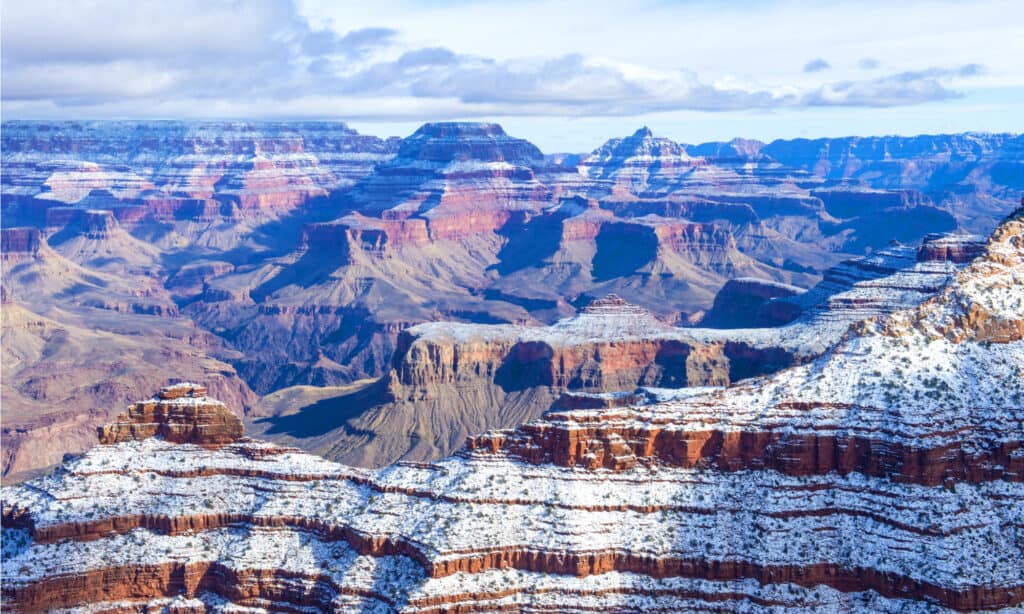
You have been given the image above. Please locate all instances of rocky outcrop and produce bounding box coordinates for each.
[392,295,731,394]
[0,292,257,480]
[243,228,986,471]
[917,233,987,263]
[343,122,552,239]
[300,213,431,258]
[580,126,701,196]
[97,383,243,446]
[3,122,1022,486]
[470,209,1024,484]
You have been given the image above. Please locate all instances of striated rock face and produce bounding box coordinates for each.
[0,234,257,479]
[188,124,808,396]
[471,209,1024,479]
[97,383,243,446]
[579,126,701,196]
[1,120,399,222]
[393,294,729,393]
[244,295,733,469]
[0,227,44,261]
[2,215,1022,612]
[343,121,551,239]
[917,232,988,263]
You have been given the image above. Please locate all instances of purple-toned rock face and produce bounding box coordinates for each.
[0,227,44,256]
[395,122,545,164]
[700,278,803,328]
[1,120,400,226]
[579,126,699,194]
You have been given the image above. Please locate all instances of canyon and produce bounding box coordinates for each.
[2,207,1022,612]
[2,121,1022,481]
[246,229,985,468]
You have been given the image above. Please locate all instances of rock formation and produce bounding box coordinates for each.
[698,277,803,328]
[97,383,243,446]
[2,209,1021,612]
[579,126,701,196]
[1,120,398,226]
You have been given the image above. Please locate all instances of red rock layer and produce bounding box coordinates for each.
[390,329,730,394]
[466,416,1024,485]
[916,235,987,263]
[5,512,1021,611]
[96,383,243,446]
[302,215,431,256]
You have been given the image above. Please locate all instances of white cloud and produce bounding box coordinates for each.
[804,59,832,73]
[1,0,1019,134]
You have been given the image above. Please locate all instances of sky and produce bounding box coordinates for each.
[2,0,1021,152]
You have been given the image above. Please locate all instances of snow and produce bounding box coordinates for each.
[5,430,1023,593]
[2,215,1021,612]
[409,239,973,359]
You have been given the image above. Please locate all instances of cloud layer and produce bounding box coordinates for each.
[0,0,999,121]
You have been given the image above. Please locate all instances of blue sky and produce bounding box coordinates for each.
[2,0,1021,151]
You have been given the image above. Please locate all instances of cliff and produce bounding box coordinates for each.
[3,122,1021,486]
[1,120,399,226]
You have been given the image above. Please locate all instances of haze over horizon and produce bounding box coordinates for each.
[2,0,1022,151]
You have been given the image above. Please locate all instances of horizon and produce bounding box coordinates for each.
[3,0,1022,151]
[2,117,1018,155]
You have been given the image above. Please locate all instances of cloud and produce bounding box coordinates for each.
[0,0,989,119]
[302,27,397,58]
[328,53,983,114]
[803,58,832,73]
[802,65,985,106]
[859,58,881,70]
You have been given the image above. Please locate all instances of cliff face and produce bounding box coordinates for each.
[2,214,1021,612]
[0,229,257,480]
[579,126,701,196]
[392,296,729,394]
[698,277,803,328]
[184,125,809,395]
[342,122,551,239]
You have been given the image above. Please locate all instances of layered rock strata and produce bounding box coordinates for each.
[1,120,398,223]
[3,121,1021,487]
[4,211,1019,613]
[97,383,243,446]
[245,231,986,470]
